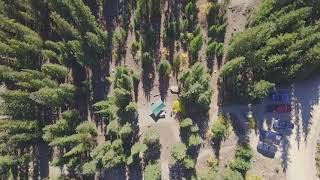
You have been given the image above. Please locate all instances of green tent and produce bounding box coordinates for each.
[151,100,166,117]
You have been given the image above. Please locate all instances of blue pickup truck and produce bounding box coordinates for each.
[260,130,282,145]
[257,141,277,158]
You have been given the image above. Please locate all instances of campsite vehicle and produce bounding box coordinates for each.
[260,130,282,145]
[269,90,289,102]
[257,141,277,158]
[266,104,291,113]
[151,100,166,118]
[273,119,294,134]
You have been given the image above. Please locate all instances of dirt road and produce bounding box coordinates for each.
[285,76,320,180]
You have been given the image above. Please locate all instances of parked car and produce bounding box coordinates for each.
[266,104,291,113]
[260,130,282,145]
[257,141,277,158]
[270,91,289,102]
[273,119,294,134]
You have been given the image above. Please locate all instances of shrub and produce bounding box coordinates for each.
[229,158,251,175]
[180,118,193,128]
[210,116,230,141]
[143,128,160,148]
[158,60,171,76]
[131,41,139,58]
[188,32,203,63]
[207,155,219,171]
[173,55,181,72]
[249,80,275,103]
[144,162,161,180]
[170,143,187,163]
[235,145,253,161]
[179,63,212,114]
[187,133,202,147]
[230,145,253,175]
[222,169,244,180]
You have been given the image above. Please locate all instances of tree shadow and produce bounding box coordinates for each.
[159,75,169,100]
[292,76,320,142]
[144,145,161,165]
[169,163,183,180]
[207,56,214,74]
[142,68,155,102]
[189,112,209,139]
[39,141,49,179]
[280,135,290,172]
[128,162,143,180]
[150,6,161,65]
[133,80,139,102]
[118,0,132,33]
[211,139,222,159]
[102,165,126,180]
[227,113,250,145]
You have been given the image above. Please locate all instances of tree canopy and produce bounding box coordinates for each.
[221,0,320,102]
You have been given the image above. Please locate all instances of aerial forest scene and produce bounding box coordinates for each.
[0,0,320,180]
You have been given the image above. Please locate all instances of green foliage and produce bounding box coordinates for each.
[249,80,275,102]
[207,155,219,171]
[30,84,75,106]
[143,128,160,148]
[188,32,203,63]
[170,143,187,164]
[43,121,97,174]
[113,27,127,62]
[210,116,230,141]
[81,160,97,175]
[180,118,193,128]
[131,40,140,58]
[127,143,147,165]
[41,63,68,80]
[223,1,320,101]
[229,145,253,175]
[197,170,217,180]
[91,140,126,169]
[220,57,246,77]
[173,55,181,73]
[0,119,39,177]
[229,158,251,175]
[141,52,153,69]
[144,162,161,180]
[235,145,253,161]
[131,143,148,156]
[179,63,212,114]
[0,90,35,119]
[207,41,217,58]
[179,117,202,147]
[187,133,202,147]
[158,60,172,76]
[222,169,244,180]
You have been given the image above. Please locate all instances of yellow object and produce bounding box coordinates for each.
[246,174,262,180]
[179,52,189,71]
[172,100,184,114]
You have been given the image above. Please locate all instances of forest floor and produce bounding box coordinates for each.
[47,0,320,179]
